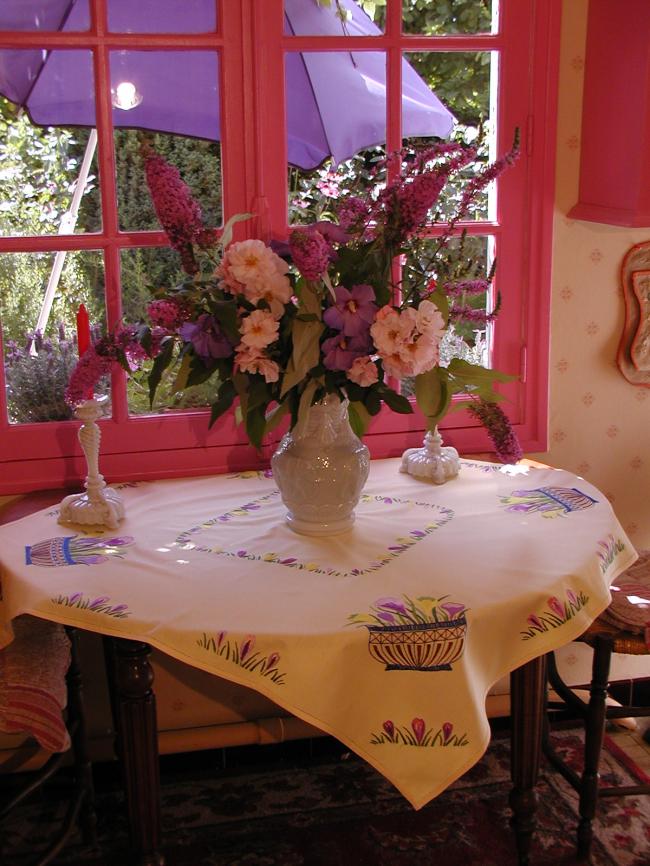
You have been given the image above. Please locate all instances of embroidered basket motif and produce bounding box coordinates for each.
[367,616,467,671]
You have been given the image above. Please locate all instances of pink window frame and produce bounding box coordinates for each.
[0,0,561,494]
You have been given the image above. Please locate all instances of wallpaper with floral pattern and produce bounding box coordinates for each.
[529,0,650,550]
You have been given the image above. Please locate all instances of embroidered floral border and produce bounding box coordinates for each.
[173,491,454,578]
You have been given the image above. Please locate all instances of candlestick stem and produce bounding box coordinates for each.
[58,398,124,529]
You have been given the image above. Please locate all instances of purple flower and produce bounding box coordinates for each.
[179,314,234,361]
[68,592,83,604]
[442,722,453,743]
[322,332,370,371]
[323,284,377,337]
[566,589,578,606]
[89,596,109,608]
[411,718,426,744]
[383,720,395,740]
[378,611,396,624]
[440,602,466,620]
[375,598,408,615]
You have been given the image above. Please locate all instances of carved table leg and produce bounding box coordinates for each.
[106,637,165,866]
[509,656,547,866]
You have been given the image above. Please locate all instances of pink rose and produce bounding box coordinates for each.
[348,356,379,386]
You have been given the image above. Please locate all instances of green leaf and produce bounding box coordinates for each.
[219,212,252,252]
[348,400,371,438]
[137,324,152,355]
[209,299,240,344]
[209,379,236,428]
[264,400,290,435]
[293,380,319,438]
[185,355,218,388]
[447,358,516,385]
[147,338,175,407]
[280,319,325,397]
[246,405,267,450]
[171,352,191,393]
[414,367,451,429]
[379,387,413,415]
[244,379,272,449]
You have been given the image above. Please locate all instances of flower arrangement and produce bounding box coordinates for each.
[347,594,468,627]
[66,134,522,462]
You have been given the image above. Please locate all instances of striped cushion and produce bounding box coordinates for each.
[0,616,71,753]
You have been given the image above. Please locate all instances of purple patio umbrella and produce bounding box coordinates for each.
[0,0,454,169]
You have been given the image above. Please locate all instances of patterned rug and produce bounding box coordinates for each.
[2,729,649,866]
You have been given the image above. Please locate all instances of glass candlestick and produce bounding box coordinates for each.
[58,398,124,529]
[400,427,460,484]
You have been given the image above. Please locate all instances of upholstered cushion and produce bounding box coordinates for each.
[0,615,71,753]
[599,551,650,645]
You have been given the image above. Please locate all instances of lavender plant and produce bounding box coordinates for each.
[5,325,80,422]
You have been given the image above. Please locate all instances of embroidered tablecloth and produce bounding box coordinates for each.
[0,458,637,808]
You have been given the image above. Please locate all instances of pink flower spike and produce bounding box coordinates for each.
[289,227,332,281]
[442,722,453,743]
[548,596,565,619]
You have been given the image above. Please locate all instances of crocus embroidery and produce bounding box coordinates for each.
[371,718,469,747]
[521,588,589,640]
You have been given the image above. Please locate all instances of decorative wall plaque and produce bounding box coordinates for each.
[617,241,650,386]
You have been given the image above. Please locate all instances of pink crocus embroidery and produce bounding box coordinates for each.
[442,722,453,743]
[548,596,565,619]
[239,635,255,661]
[383,720,395,741]
[411,718,426,744]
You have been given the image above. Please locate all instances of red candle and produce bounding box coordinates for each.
[76,304,91,358]
[76,303,93,398]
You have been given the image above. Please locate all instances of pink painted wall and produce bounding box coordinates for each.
[529,0,650,550]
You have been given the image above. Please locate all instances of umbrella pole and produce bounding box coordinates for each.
[32,129,98,352]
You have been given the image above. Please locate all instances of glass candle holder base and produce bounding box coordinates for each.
[400,428,460,485]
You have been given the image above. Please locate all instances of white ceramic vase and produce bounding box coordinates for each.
[271,394,370,536]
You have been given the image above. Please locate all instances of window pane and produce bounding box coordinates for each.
[403,51,495,221]
[0,1,89,31]
[286,50,386,222]
[402,0,495,35]
[400,234,493,399]
[110,50,222,231]
[1,249,106,424]
[120,248,213,416]
[284,0,383,36]
[108,0,217,33]
[0,49,100,237]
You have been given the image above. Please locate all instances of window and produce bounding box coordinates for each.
[0,0,560,493]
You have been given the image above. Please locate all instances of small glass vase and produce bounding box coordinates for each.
[271,394,370,536]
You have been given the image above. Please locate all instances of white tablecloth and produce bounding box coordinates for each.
[0,458,636,807]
